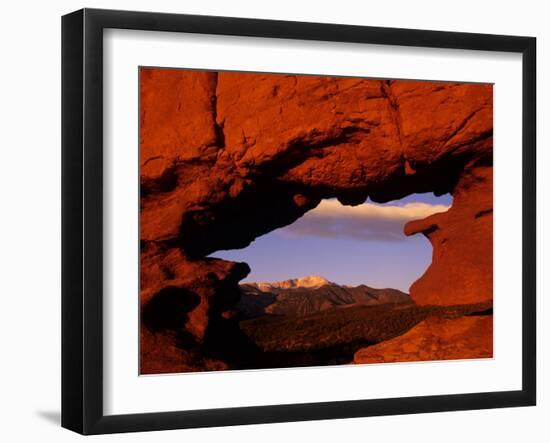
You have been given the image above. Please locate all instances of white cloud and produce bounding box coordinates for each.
[279,199,450,241]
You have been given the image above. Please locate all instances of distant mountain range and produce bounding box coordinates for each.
[237,275,412,318]
[249,275,331,292]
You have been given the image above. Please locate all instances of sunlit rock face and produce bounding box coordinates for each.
[405,166,493,306]
[139,68,493,372]
[353,315,493,364]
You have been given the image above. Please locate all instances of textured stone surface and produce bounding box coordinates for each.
[140,70,493,249]
[140,244,249,339]
[405,166,493,305]
[138,68,493,372]
[353,315,493,364]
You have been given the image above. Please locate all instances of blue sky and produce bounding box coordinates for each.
[212,193,452,292]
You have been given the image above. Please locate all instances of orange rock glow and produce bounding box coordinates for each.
[139,68,493,374]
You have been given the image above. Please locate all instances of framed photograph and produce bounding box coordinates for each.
[62,8,536,435]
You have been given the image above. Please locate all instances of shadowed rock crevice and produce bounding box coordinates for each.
[141,286,201,332]
[140,163,180,198]
[178,180,322,258]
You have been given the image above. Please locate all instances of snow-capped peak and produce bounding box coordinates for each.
[247,275,331,292]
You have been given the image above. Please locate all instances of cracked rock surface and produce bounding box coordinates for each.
[354,315,493,364]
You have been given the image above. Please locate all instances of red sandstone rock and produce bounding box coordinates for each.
[140,328,229,374]
[140,68,219,179]
[353,315,493,364]
[404,166,493,305]
[391,81,493,168]
[138,69,493,371]
[140,71,493,245]
[140,244,249,340]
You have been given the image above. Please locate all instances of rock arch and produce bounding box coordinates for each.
[139,68,493,371]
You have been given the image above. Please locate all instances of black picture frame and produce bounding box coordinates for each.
[62,8,537,435]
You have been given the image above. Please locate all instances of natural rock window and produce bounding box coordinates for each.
[139,68,493,374]
[213,194,453,293]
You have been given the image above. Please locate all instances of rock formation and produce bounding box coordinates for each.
[139,68,493,372]
[353,315,493,364]
[405,166,493,305]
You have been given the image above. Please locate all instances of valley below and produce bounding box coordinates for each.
[197,276,493,371]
